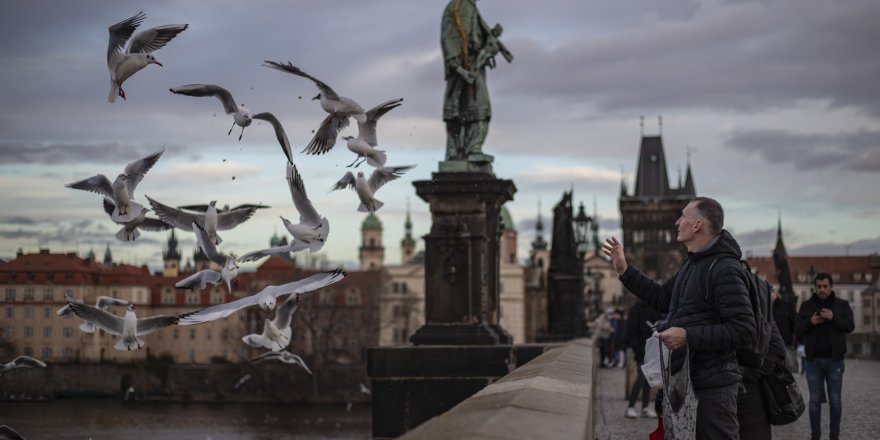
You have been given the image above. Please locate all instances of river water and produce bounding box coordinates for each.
[0,400,371,439]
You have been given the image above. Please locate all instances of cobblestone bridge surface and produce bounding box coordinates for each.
[595,358,880,440]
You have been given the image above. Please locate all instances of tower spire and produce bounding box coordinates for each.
[658,115,663,135]
[640,115,644,136]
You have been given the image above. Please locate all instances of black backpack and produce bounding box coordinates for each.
[707,258,771,368]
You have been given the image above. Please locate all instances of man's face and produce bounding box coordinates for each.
[675,202,703,245]
[814,279,832,300]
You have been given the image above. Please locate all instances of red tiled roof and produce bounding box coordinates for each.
[747,255,880,285]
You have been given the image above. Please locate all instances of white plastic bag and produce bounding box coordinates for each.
[641,335,670,388]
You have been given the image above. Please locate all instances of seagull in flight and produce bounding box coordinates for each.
[66,148,164,223]
[241,293,300,352]
[147,197,258,245]
[63,294,190,351]
[249,350,312,375]
[178,269,346,325]
[1,355,47,377]
[102,198,171,242]
[57,295,129,333]
[177,203,270,214]
[239,164,328,262]
[170,84,291,161]
[175,221,239,293]
[332,165,416,213]
[263,61,365,155]
[107,11,188,103]
[342,98,402,168]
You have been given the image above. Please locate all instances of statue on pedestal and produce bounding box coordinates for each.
[441,0,513,165]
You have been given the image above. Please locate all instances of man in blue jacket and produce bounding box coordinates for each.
[795,272,855,440]
[603,197,756,439]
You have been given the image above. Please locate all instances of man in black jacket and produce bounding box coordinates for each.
[603,197,756,439]
[771,287,798,372]
[795,273,855,440]
[624,299,664,418]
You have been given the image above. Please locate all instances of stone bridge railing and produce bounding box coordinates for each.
[395,338,598,440]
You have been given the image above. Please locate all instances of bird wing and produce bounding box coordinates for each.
[12,355,47,368]
[170,84,238,115]
[102,197,116,216]
[248,351,280,363]
[64,294,124,336]
[253,112,293,164]
[175,269,222,291]
[258,269,347,303]
[303,113,347,155]
[215,207,258,230]
[178,292,260,325]
[286,163,321,225]
[139,216,172,232]
[272,294,300,331]
[237,241,309,263]
[107,12,146,64]
[331,172,356,192]
[96,296,129,308]
[127,24,188,54]
[124,148,165,197]
[368,165,416,193]
[229,204,270,211]
[192,221,227,265]
[146,195,199,231]
[360,98,403,146]
[66,174,114,199]
[262,61,340,100]
[177,204,210,212]
[137,313,187,336]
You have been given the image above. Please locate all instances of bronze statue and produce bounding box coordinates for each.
[441,0,513,163]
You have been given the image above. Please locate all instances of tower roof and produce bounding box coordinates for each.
[362,213,382,231]
[164,229,181,261]
[633,136,671,197]
[500,206,515,231]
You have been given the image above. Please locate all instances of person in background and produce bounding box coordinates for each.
[624,299,664,419]
[795,272,855,440]
[770,284,798,372]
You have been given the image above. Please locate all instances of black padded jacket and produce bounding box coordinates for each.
[619,229,757,390]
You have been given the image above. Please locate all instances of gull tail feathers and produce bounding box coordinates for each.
[116,227,139,242]
[358,199,382,213]
[79,322,97,333]
[366,150,387,168]
[115,337,145,351]
[242,334,270,350]
[111,201,144,223]
[109,81,119,104]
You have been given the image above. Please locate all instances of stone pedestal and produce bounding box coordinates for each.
[409,171,516,345]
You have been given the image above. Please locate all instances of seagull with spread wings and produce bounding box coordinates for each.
[178,269,346,325]
[107,11,187,103]
[1,355,47,377]
[63,294,190,351]
[65,148,164,223]
[239,163,328,262]
[249,350,312,375]
[102,198,171,242]
[57,295,129,333]
[263,61,365,155]
[169,84,292,162]
[332,165,416,213]
[175,221,238,293]
[147,197,257,245]
[242,293,300,352]
[342,98,402,168]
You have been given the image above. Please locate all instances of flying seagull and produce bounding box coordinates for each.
[175,221,238,293]
[66,148,164,223]
[107,11,188,103]
[102,198,171,242]
[332,165,416,213]
[178,269,346,325]
[239,163,328,262]
[147,197,258,245]
[342,98,403,168]
[57,295,129,333]
[241,292,300,352]
[249,350,313,375]
[263,61,365,155]
[177,203,270,214]
[64,294,190,351]
[169,84,291,161]
[1,355,47,377]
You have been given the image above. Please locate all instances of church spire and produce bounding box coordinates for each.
[774,210,788,259]
[401,198,416,264]
[531,200,548,251]
[103,243,113,266]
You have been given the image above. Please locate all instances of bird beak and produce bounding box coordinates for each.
[312,94,321,101]
[153,59,164,67]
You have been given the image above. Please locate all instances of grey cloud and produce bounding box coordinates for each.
[725,129,880,173]
[0,141,176,165]
[790,237,880,256]
[0,216,37,225]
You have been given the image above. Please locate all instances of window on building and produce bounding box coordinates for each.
[5,326,13,337]
[63,288,74,297]
[163,293,175,305]
[43,327,52,338]
[24,326,33,338]
[23,346,32,356]
[392,282,399,294]
[23,288,34,301]
[664,230,673,243]
[832,273,840,282]
[43,289,54,301]
[112,290,118,298]
[186,292,200,305]
[346,289,361,306]
[64,347,75,359]
[221,328,229,340]
[864,315,872,327]
[867,273,874,282]
[173,329,179,339]
[854,272,862,282]
[190,350,196,363]
[63,327,73,338]
[321,290,334,306]
[349,336,359,347]
[5,307,13,318]
[24,307,33,319]
[211,292,224,305]
[864,298,872,308]
[43,346,52,359]
[190,329,196,340]
[43,307,52,318]
[5,288,15,301]
[401,283,408,294]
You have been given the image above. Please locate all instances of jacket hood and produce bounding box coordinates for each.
[690,229,742,262]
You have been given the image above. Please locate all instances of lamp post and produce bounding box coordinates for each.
[573,202,599,320]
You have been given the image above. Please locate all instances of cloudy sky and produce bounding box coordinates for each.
[1,0,878,270]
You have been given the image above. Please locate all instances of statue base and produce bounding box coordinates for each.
[438,153,494,173]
